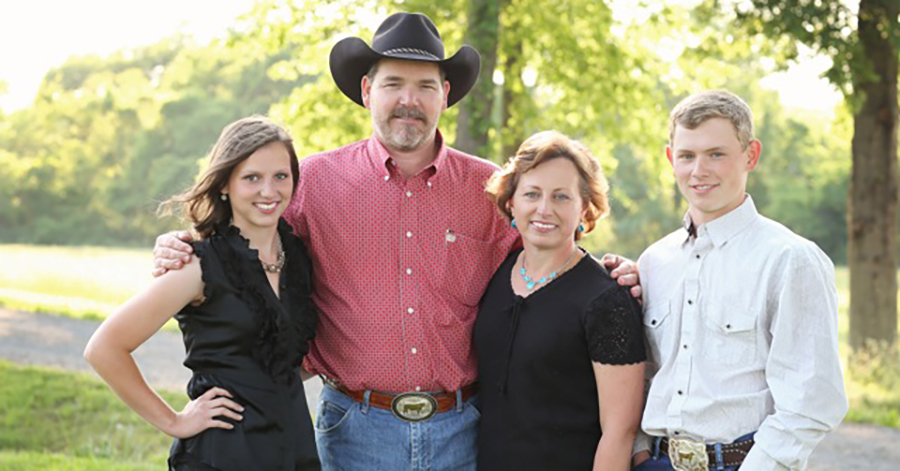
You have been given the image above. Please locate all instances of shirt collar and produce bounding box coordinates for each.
[366,130,447,180]
[682,194,759,247]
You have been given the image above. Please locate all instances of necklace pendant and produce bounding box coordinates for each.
[520,249,578,293]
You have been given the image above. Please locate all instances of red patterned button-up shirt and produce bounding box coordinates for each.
[285,132,519,392]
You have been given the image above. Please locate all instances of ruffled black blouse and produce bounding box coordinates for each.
[169,219,320,471]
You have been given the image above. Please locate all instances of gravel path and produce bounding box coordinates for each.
[1,308,896,469]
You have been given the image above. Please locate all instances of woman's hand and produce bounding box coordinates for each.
[166,387,245,439]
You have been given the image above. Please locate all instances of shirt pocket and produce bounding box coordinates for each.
[439,231,496,309]
[643,300,672,366]
[703,302,757,366]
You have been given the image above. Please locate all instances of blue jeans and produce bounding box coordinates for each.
[314,384,479,471]
[633,433,754,471]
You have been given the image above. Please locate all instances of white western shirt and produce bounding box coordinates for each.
[636,196,848,470]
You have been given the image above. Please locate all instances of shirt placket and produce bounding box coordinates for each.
[667,230,712,437]
[399,172,429,392]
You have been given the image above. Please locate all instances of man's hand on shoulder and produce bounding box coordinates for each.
[152,230,196,278]
[600,253,642,300]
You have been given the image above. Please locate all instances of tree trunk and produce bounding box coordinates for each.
[455,0,500,159]
[848,0,899,350]
[500,37,524,161]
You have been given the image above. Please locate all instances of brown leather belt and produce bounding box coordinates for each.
[324,378,477,421]
[660,436,754,468]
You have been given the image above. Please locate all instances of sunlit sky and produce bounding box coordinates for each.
[0,0,842,114]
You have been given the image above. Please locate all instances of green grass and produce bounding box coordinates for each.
[0,244,176,329]
[0,361,186,469]
[0,451,159,471]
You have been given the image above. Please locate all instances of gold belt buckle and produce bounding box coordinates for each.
[669,437,709,471]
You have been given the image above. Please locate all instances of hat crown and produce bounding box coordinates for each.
[371,13,445,61]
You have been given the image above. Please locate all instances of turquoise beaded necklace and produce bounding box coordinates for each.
[519,249,577,290]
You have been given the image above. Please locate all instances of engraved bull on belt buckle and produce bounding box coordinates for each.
[391,392,438,422]
[669,437,709,471]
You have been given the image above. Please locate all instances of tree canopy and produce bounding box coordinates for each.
[0,0,858,275]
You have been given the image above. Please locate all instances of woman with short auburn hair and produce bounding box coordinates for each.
[475,131,646,470]
[485,130,610,239]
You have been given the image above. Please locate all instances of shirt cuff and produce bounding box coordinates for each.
[632,431,651,456]
[740,445,790,471]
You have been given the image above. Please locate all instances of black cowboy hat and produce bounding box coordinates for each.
[329,12,481,108]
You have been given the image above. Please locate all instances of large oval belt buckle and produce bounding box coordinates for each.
[669,437,709,471]
[391,392,438,422]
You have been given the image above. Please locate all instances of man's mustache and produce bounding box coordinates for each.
[391,107,427,122]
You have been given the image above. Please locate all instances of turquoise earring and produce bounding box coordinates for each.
[511,219,517,228]
[577,223,584,232]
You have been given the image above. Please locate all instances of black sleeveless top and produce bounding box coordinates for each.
[474,249,646,471]
[168,219,320,471]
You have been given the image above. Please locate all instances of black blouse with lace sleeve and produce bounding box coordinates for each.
[583,284,646,365]
[473,249,645,471]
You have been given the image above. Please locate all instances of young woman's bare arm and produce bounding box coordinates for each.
[84,260,243,438]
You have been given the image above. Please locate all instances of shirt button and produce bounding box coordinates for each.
[674,431,681,436]
[408,307,415,314]
[411,347,418,354]
[427,181,432,188]
[406,191,412,197]
[726,324,731,329]
[406,268,412,275]
[651,319,657,325]
[687,299,693,305]
[677,390,683,395]
[383,175,390,181]
[683,344,689,349]
[406,231,413,238]
[415,386,422,392]
[695,254,701,259]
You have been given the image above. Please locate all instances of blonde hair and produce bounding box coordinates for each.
[485,131,609,241]
[669,90,754,149]
[159,116,298,238]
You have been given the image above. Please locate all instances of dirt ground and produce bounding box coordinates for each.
[2,308,897,470]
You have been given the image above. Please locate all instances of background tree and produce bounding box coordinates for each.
[720,0,898,349]
[0,0,857,280]
[454,0,501,157]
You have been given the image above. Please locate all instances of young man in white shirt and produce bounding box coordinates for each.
[632,90,848,471]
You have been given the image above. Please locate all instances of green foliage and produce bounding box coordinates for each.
[0,0,854,268]
[0,23,298,245]
[727,0,876,100]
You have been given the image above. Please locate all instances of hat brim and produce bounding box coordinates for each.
[329,37,481,108]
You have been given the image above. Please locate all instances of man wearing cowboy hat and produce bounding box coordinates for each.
[297,13,517,469]
[152,12,639,470]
